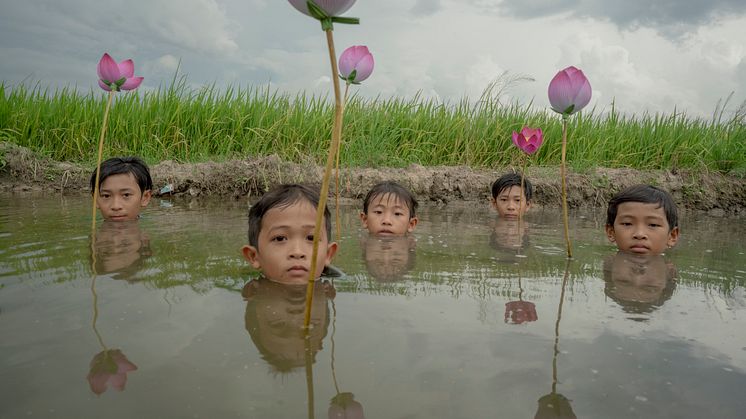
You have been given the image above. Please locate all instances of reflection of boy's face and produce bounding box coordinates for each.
[242,201,338,285]
[605,202,679,255]
[243,280,334,371]
[606,252,670,303]
[96,173,151,221]
[491,186,530,219]
[361,193,418,236]
[363,236,415,281]
[491,219,528,251]
[94,221,147,273]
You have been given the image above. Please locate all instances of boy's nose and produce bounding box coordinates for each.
[289,242,307,259]
[633,228,648,239]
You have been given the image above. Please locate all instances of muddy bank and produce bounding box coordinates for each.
[2,142,745,215]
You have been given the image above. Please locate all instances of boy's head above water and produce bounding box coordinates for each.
[491,173,532,219]
[242,184,338,285]
[90,157,153,221]
[360,181,418,236]
[605,184,679,255]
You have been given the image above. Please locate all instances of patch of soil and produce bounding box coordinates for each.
[2,142,745,215]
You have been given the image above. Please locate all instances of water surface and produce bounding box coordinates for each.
[1,194,745,418]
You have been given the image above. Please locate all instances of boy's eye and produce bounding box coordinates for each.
[395,211,404,216]
[373,210,383,215]
[306,234,315,241]
[271,235,287,242]
[649,223,661,228]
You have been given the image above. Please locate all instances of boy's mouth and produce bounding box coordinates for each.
[288,265,309,274]
[629,244,650,253]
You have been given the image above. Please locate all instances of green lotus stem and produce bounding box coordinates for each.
[519,153,528,225]
[334,82,351,243]
[304,28,344,329]
[560,115,573,258]
[91,90,115,232]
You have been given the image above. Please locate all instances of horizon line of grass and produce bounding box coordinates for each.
[1,76,744,173]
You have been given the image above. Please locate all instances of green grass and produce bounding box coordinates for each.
[1,77,744,173]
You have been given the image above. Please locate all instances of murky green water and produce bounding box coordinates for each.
[1,194,745,419]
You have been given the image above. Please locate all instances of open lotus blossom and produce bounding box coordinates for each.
[511,127,544,155]
[339,45,374,84]
[86,349,138,395]
[97,53,143,92]
[548,66,591,115]
[288,0,356,18]
[505,300,538,324]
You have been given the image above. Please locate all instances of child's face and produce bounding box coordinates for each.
[605,202,679,255]
[242,201,338,285]
[491,186,530,219]
[360,193,418,236]
[96,173,151,221]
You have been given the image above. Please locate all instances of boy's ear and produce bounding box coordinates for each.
[667,226,680,248]
[407,216,419,233]
[324,242,339,266]
[242,245,262,269]
[605,224,616,243]
[140,190,152,207]
[490,197,497,210]
[359,212,369,228]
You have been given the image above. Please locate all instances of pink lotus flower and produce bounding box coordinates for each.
[548,66,591,115]
[505,300,538,324]
[86,349,138,395]
[97,53,144,92]
[511,127,544,155]
[339,45,374,84]
[288,0,356,17]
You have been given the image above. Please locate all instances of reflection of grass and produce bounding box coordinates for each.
[1,79,744,172]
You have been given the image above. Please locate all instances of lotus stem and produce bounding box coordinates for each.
[91,90,115,232]
[304,29,344,329]
[330,297,341,394]
[519,154,528,225]
[334,83,351,243]
[560,116,572,258]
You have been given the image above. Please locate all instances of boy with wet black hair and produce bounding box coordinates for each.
[605,184,680,255]
[242,184,338,285]
[490,173,533,220]
[360,181,419,236]
[90,157,153,221]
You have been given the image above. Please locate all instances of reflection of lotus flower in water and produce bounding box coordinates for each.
[534,262,575,418]
[505,300,538,324]
[329,392,365,419]
[87,349,138,395]
[534,393,577,419]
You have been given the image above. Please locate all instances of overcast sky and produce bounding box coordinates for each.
[1,0,745,119]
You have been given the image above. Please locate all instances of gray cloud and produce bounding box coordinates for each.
[488,0,746,39]
[410,0,443,16]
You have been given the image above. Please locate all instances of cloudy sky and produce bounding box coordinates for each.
[1,0,745,118]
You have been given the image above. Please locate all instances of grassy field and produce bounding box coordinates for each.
[1,78,744,173]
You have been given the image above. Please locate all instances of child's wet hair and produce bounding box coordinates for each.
[248,184,331,248]
[491,173,533,201]
[606,184,678,230]
[89,157,153,194]
[362,181,418,218]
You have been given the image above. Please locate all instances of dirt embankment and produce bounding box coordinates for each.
[1,142,745,215]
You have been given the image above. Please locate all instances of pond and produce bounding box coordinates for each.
[1,194,745,418]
